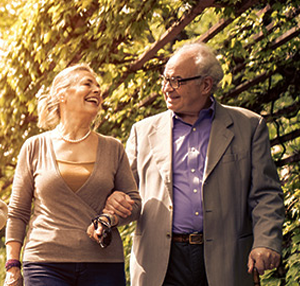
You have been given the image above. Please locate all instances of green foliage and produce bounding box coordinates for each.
[281,168,300,285]
[0,0,300,285]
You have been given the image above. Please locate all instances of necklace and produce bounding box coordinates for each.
[57,126,92,143]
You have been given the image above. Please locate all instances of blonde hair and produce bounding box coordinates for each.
[37,63,96,130]
[171,42,224,93]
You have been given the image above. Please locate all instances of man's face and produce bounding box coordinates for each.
[162,52,211,124]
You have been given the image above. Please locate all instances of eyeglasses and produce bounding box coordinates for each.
[161,74,202,89]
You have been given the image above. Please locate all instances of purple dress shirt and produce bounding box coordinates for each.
[172,97,215,234]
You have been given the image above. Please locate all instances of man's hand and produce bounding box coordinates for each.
[103,191,134,218]
[248,247,281,275]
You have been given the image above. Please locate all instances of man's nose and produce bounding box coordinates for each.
[162,80,174,93]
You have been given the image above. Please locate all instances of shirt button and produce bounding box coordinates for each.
[193,189,197,193]
[195,212,199,216]
[191,147,196,152]
[191,169,195,173]
[193,128,196,131]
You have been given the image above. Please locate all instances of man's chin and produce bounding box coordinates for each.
[166,103,179,112]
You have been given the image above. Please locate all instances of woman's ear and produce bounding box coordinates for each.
[57,89,66,103]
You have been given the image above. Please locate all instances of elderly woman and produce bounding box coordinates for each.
[4,64,141,286]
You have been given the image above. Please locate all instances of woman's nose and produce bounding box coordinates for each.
[93,85,101,94]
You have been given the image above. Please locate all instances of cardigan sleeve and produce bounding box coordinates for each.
[6,139,34,245]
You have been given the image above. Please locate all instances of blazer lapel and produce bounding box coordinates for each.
[203,103,234,181]
[148,111,173,198]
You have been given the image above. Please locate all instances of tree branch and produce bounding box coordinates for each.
[270,129,300,147]
[221,70,275,100]
[101,0,215,99]
[263,102,300,122]
[198,0,262,43]
[275,153,300,167]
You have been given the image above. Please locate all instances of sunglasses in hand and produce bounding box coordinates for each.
[92,216,112,248]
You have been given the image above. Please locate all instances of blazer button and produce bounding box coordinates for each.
[166,232,171,239]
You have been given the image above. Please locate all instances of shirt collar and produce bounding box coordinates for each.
[172,95,216,126]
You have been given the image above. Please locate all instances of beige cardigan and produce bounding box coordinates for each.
[6,131,141,263]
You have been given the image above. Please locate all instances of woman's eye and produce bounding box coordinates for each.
[84,82,91,87]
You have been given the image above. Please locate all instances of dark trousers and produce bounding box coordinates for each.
[23,262,126,286]
[163,241,208,286]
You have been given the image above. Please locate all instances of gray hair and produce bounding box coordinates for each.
[37,63,96,130]
[171,42,224,93]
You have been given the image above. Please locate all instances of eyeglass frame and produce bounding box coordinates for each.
[161,74,202,89]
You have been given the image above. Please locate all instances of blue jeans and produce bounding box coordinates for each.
[23,262,126,286]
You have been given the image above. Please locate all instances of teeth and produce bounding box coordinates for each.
[85,97,99,105]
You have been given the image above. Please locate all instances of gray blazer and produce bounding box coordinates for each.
[127,102,284,286]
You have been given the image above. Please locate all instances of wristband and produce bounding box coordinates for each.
[5,259,21,271]
[92,215,112,229]
[99,213,116,226]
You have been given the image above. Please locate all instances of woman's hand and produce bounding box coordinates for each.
[86,221,105,244]
[5,242,23,285]
[4,267,23,286]
[86,216,112,248]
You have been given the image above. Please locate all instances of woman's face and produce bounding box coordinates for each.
[61,70,102,120]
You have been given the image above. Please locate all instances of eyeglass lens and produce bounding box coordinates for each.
[162,77,179,89]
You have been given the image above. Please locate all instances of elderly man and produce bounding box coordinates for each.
[106,42,284,286]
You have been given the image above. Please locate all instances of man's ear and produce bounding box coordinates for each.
[202,77,214,95]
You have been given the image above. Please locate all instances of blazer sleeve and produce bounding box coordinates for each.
[249,117,284,253]
[113,139,141,226]
[126,124,139,186]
